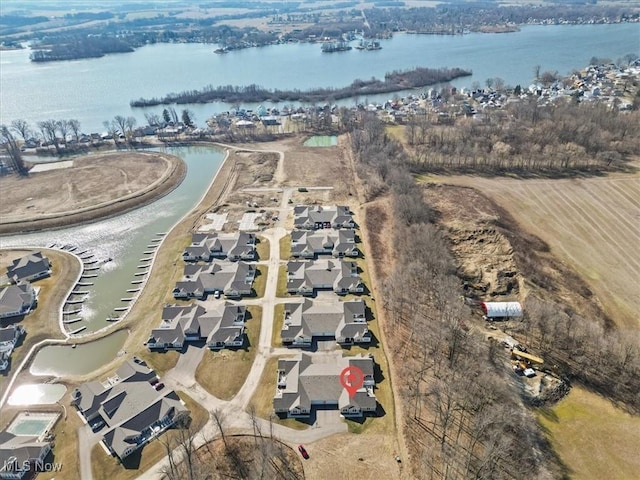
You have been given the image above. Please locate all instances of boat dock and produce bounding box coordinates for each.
[134,272,146,277]
[131,280,144,284]
[63,318,82,324]
[76,282,93,286]
[71,290,90,295]
[81,274,98,278]
[126,288,140,293]
[84,266,100,271]
[143,251,155,255]
[65,299,85,305]
[114,307,128,312]
[120,297,134,302]
[69,326,86,334]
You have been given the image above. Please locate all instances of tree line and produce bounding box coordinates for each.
[404,98,640,174]
[129,67,471,107]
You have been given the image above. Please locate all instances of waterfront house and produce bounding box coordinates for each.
[182,232,256,262]
[290,229,358,259]
[0,432,52,480]
[0,325,25,372]
[6,253,51,284]
[273,353,376,418]
[293,205,356,230]
[0,283,37,319]
[71,357,189,461]
[172,261,255,300]
[147,302,246,351]
[281,298,369,346]
[286,259,363,296]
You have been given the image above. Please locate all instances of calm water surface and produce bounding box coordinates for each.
[1,24,638,132]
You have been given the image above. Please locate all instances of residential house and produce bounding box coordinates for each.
[172,261,256,299]
[146,302,246,351]
[293,205,355,230]
[290,229,358,259]
[0,432,52,480]
[273,353,376,418]
[0,283,37,319]
[0,325,25,372]
[182,232,256,262]
[6,253,51,284]
[286,259,363,296]
[71,358,189,461]
[281,299,370,346]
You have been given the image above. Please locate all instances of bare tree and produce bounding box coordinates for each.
[0,125,28,176]
[38,119,60,154]
[68,119,81,143]
[10,119,31,141]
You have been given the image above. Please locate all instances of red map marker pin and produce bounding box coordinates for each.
[340,366,364,398]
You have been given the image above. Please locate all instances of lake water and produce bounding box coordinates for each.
[1,24,638,132]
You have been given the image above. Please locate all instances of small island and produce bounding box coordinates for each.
[130,66,472,107]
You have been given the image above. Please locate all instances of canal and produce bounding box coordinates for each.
[0,145,225,376]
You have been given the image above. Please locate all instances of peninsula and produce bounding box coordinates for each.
[129,66,472,107]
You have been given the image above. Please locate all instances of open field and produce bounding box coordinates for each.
[0,151,185,234]
[425,166,640,330]
[537,387,640,480]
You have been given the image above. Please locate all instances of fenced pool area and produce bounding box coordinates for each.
[6,412,60,440]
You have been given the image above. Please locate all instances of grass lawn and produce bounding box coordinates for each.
[256,235,270,261]
[537,387,640,480]
[271,304,285,348]
[248,355,309,431]
[279,234,291,260]
[252,265,268,298]
[195,306,262,400]
[276,265,289,297]
[137,349,180,377]
[91,391,208,480]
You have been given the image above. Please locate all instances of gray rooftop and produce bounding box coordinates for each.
[6,252,51,283]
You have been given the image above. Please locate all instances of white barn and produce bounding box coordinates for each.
[481,301,523,319]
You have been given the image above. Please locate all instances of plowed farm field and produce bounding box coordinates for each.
[427,168,640,330]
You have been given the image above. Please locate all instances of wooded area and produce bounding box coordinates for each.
[350,114,640,478]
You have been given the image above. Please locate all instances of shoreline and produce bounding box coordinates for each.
[0,151,187,236]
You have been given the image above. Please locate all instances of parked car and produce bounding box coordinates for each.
[154,382,165,391]
[150,377,159,386]
[214,290,221,299]
[297,445,309,459]
[90,419,105,432]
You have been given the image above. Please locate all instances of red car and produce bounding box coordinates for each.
[297,445,309,459]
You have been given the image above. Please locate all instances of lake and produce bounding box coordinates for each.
[1,23,638,132]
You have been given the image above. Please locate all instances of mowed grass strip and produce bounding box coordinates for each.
[252,265,268,298]
[276,265,289,297]
[195,306,262,400]
[279,234,291,260]
[537,387,640,480]
[91,391,208,480]
[271,303,285,348]
[248,355,308,431]
[256,235,270,261]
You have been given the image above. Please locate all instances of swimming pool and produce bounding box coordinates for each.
[6,412,60,440]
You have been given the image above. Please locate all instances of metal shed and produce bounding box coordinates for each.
[480,301,523,319]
